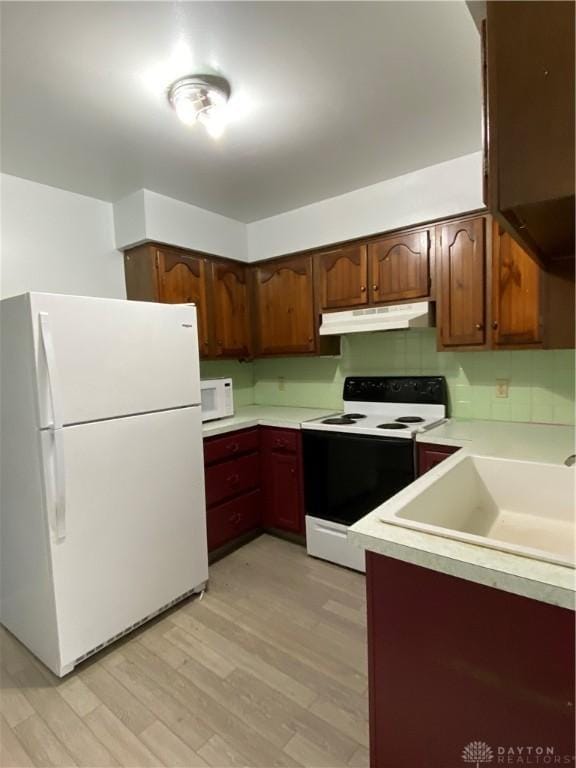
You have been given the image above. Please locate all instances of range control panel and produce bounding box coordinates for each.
[343,376,448,406]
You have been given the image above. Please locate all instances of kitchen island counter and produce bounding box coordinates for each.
[350,420,575,609]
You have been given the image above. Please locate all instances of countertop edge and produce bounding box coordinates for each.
[201,407,338,438]
[348,528,575,610]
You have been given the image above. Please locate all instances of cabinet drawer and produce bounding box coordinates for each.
[203,428,259,466]
[207,490,262,551]
[261,427,299,454]
[205,452,260,507]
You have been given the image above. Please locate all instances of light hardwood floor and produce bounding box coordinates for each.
[0,535,369,768]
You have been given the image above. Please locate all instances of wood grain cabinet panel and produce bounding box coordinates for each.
[317,244,368,310]
[368,229,431,304]
[203,428,259,466]
[252,255,316,356]
[206,490,262,552]
[262,452,303,534]
[205,453,260,508]
[260,427,304,535]
[367,552,575,767]
[492,223,542,348]
[438,217,487,348]
[210,260,251,358]
[157,248,211,357]
[485,1,575,262]
[124,245,211,357]
[203,429,262,557]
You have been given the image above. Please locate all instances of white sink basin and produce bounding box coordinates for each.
[381,454,575,568]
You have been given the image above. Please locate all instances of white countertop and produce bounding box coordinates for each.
[350,419,576,610]
[202,405,337,438]
[417,418,575,465]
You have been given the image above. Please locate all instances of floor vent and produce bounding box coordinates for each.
[73,585,203,667]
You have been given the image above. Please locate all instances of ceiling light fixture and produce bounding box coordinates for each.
[168,75,231,139]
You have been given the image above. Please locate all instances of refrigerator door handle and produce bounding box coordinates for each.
[39,312,63,430]
[39,312,67,541]
[50,427,67,542]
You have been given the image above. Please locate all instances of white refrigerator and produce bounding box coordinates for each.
[0,292,208,676]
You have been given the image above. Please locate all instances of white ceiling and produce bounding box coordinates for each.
[1,1,482,222]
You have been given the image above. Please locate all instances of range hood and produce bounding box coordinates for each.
[319,301,434,336]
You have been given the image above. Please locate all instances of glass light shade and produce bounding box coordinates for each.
[169,77,229,138]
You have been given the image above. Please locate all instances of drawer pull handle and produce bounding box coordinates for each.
[227,443,240,453]
[227,474,240,486]
[274,439,288,449]
[229,511,242,524]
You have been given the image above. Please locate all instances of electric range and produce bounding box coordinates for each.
[301,376,448,572]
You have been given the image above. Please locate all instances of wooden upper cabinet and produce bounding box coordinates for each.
[485,1,575,261]
[210,260,251,358]
[123,244,211,357]
[491,223,542,348]
[438,217,487,348]
[156,248,210,356]
[368,229,431,304]
[317,244,368,310]
[252,255,316,356]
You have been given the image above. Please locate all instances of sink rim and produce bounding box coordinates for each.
[378,451,576,569]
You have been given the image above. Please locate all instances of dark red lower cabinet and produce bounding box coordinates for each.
[366,552,575,768]
[417,441,460,475]
[203,428,262,556]
[260,427,305,535]
[206,490,261,551]
[203,425,305,554]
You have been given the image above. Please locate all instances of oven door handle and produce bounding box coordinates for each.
[314,522,348,539]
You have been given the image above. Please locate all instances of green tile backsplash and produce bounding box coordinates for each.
[201,329,575,424]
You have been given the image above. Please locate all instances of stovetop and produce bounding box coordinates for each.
[301,375,448,439]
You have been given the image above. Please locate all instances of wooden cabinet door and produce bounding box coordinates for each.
[210,260,251,358]
[485,2,575,262]
[252,255,316,355]
[438,217,487,348]
[492,224,542,348]
[264,452,303,533]
[317,244,368,310]
[156,248,211,356]
[368,229,431,304]
[366,552,576,768]
[262,455,303,535]
[261,428,304,534]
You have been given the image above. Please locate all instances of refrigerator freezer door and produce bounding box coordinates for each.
[41,405,207,673]
[30,293,201,428]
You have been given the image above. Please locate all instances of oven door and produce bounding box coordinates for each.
[200,383,221,422]
[302,431,415,526]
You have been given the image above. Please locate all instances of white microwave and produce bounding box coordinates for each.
[200,377,234,422]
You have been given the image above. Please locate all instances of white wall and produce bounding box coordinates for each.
[112,152,483,262]
[1,174,125,300]
[112,189,146,252]
[114,189,248,262]
[1,151,483,302]
[246,152,484,260]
